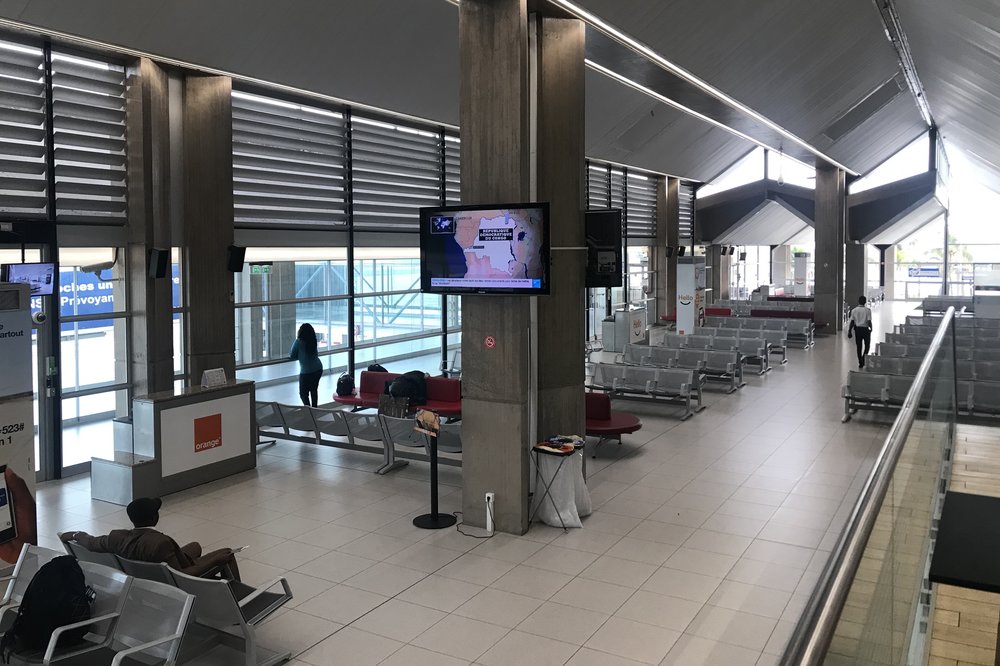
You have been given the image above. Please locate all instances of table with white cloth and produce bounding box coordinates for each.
[529,443,592,529]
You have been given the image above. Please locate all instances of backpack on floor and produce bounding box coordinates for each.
[335,373,355,397]
[1,556,94,662]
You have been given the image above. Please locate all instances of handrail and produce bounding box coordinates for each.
[781,306,957,665]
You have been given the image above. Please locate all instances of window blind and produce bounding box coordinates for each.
[586,162,610,209]
[351,114,442,231]
[626,172,657,239]
[0,40,47,218]
[610,166,626,216]
[444,134,461,206]
[51,52,127,223]
[678,181,695,240]
[231,90,348,229]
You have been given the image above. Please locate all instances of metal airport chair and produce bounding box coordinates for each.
[971,381,1000,415]
[63,539,123,570]
[621,344,651,366]
[275,404,316,435]
[309,406,351,442]
[340,410,392,472]
[255,401,285,447]
[0,545,63,612]
[171,569,291,666]
[117,557,179,586]
[643,346,677,368]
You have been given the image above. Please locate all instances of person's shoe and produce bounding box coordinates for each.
[859,362,865,369]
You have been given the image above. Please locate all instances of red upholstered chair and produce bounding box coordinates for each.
[585,392,642,459]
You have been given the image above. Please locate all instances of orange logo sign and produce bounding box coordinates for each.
[193,414,222,453]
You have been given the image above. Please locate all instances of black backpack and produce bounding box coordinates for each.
[367,364,388,373]
[1,556,94,661]
[335,373,355,397]
[388,371,427,406]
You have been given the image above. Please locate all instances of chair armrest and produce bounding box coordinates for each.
[238,576,292,609]
[45,612,120,663]
[881,388,889,402]
[841,385,849,398]
[110,634,184,666]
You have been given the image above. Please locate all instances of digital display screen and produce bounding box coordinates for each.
[3,263,56,296]
[420,204,550,295]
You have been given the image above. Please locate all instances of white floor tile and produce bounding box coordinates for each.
[342,561,427,597]
[491,565,575,600]
[584,616,680,664]
[295,583,388,625]
[351,598,446,643]
[479,630,578,666]
[615,590,703,631]
[550,577,634,614]
[298,626,401,666]
[579,555,657,589]
[517,601,610,645]
[454,587,543,628]
[398,574,484,612]
[412,614,509,661]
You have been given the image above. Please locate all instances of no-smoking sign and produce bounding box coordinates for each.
[484,335,496,349]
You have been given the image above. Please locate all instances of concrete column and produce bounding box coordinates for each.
[665,178,680,315]
[878,245,895,300]
[459,0,585,534]
[182,75,235,384]
[125,58,174,397]
[708,245,731,303]
[844,243,867,306]
[815,161,847,330]
[653,176,668,317]
[771,245,791,288]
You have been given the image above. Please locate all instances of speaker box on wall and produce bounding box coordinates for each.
[148,247,169,279]
[666,246,675,257]
[677,246,686,257]
[739,251,747,261]
[585,209,623,288]
[227,245,247,272]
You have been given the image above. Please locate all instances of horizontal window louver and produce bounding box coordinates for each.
[51,52,127,223]
[232,91,348,229]
[626,172,656,239]
[352,114,442,231]
[444,134,460,206]
[610,167,626,215]
[587,162,610,210]
[678,181,695,240]
[0,40,47,218]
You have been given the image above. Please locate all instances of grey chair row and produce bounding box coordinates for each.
[880,339,1000,360]
[704,316,813,348]
[588,363,706,420]
[62,540,292,666]
[905,315,1000,329]
[256,401,462,475]
[865,355,1000,382]
[0,544,194,666]
[842,372,1000,422]
[695,328,788,363]
[621,346,745,393]
[648,336,772,375]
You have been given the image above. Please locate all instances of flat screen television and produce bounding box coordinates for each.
[420,203,550,295]
[2,262,55,296]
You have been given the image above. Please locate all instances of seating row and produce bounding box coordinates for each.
[921,296,973,313]
[905,315,1000,329]
[704,316,814,347]
[333,371,462,417]
[842,372,1000,421]
[588,363,706,420]
[256,401,462,475]
[865,356,1000,382]
[885,334,1000,350]
[695,328,788,363]
[649,335,772,374]
[876,343,1000,367]
[0,544,198,666]
[890,327,1000,345]
[60,539,292,666]
[620,345,745,393]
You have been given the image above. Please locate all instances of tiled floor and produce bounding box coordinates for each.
[35,303,912,665]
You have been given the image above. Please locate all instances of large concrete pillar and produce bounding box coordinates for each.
[125,58,174,396]
[459,0,585,534]
[664,178,681,315]
[708,245,731,303]
[844,243,867,306]
[878,244,895,300]
[815,161,847,330]
[183,75,236,384]
[653,176,668,317]
[772,245,791,288]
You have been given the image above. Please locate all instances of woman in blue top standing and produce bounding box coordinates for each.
[290,323,323,407]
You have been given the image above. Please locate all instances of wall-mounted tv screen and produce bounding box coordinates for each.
[2,263,55,296]
[420,203,550,295]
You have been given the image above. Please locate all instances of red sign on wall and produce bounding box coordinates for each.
[484,336,496,349]
[193,414,223,453]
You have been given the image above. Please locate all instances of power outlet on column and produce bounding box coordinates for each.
[485,492,495,534]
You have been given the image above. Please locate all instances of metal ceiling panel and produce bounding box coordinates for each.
[585,68,755,181]
[1,0,462,125]
[865,198,943,246]
[823,93,927,177]
[575,0,910,172]
[895,0,1000,188]
[713,198,812,246]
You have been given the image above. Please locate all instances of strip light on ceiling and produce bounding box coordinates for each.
[549,0,858,175]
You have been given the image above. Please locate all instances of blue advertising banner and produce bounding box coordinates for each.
[907,266,941,278]
[29,266,180,331]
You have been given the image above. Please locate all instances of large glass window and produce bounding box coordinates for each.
[893,217,946,300]
[698,147,765,198]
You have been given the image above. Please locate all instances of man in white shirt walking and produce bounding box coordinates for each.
[847,296,873,369]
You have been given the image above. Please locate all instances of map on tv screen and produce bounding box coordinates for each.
[426,207,546,290]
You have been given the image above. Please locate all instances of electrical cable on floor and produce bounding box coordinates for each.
[453,498,495,539]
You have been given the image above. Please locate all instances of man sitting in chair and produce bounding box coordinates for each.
[60,497,241,581]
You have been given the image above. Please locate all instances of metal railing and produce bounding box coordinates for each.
[782,306,958,665]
